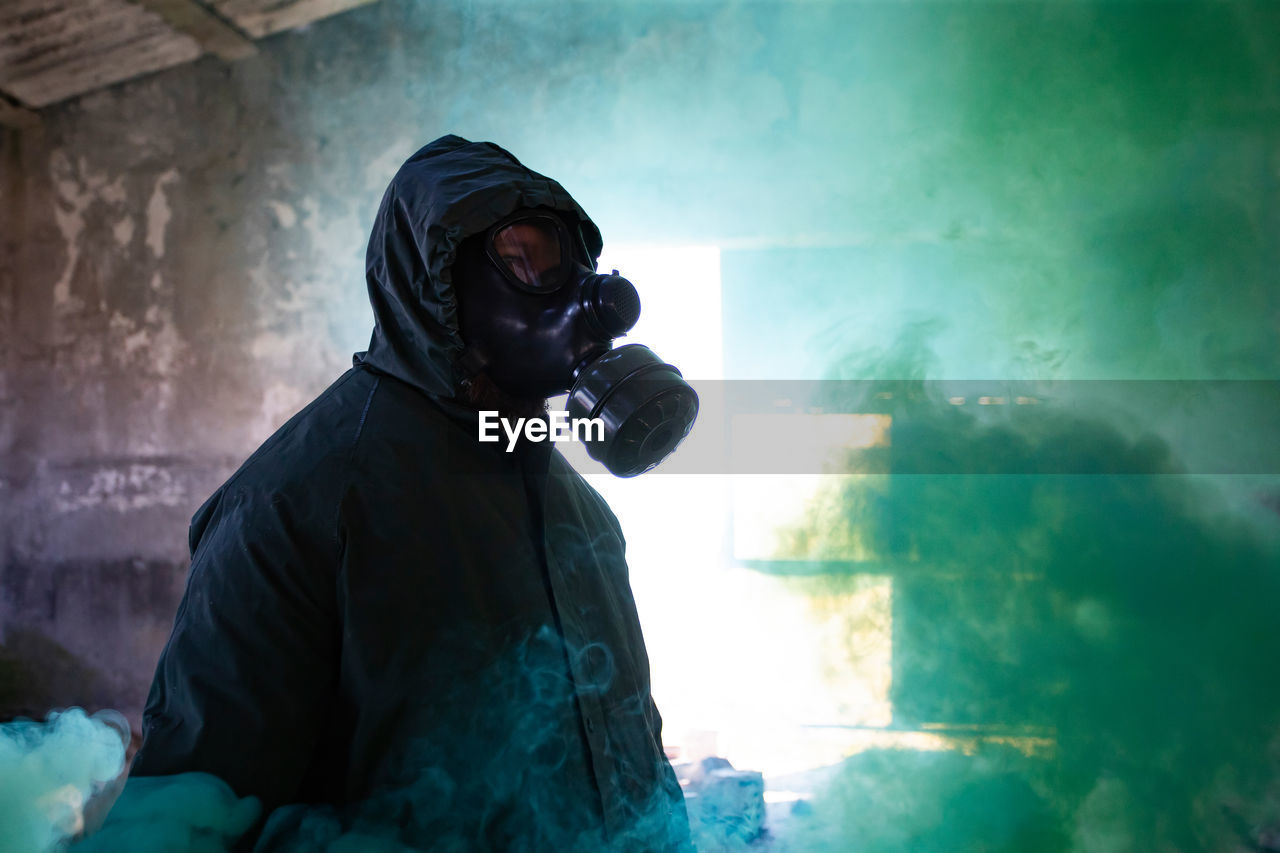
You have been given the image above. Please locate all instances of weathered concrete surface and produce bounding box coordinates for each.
[0,45,377,722]
[0,0,381,109]
[0,0,202,108]
[1,0,1277,730]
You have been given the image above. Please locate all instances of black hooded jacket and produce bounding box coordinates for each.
[129,136,692,851]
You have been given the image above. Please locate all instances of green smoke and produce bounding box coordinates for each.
[706,1,1280,844]
[757,344,1280,852]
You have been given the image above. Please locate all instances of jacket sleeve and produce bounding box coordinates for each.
[129,484,341,815]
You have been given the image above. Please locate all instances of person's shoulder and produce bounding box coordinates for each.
[223,367,378,490]
[188,368,383,547]
[338,373,495,492]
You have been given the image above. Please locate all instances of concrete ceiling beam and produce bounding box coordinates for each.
[130,0,257,62]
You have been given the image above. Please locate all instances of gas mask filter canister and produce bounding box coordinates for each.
[568,343,699,478]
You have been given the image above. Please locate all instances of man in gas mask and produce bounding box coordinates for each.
[119,136,697,851]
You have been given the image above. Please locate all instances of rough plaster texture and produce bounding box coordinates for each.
[1,0,1277,729]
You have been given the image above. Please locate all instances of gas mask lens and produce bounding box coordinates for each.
[488,215,569,292]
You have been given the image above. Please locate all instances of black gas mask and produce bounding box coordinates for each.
[452,208,698,477]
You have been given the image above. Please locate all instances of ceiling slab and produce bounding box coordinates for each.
[0,0,378,112]
[210,0,377,39]
[0,0,201,108]
[133,0,258,62]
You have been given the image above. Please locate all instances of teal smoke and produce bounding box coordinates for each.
[0,709,127,853]
[0,711,259,853]
[74,773,260,853]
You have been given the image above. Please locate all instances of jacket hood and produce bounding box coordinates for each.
[354,135,604,400]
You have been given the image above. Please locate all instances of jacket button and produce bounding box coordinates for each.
[586,718,596,734]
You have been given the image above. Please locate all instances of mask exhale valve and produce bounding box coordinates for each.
[581,270,641,340]
[567,344,699,477]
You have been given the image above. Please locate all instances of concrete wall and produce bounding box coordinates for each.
[2,0,1278,726]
